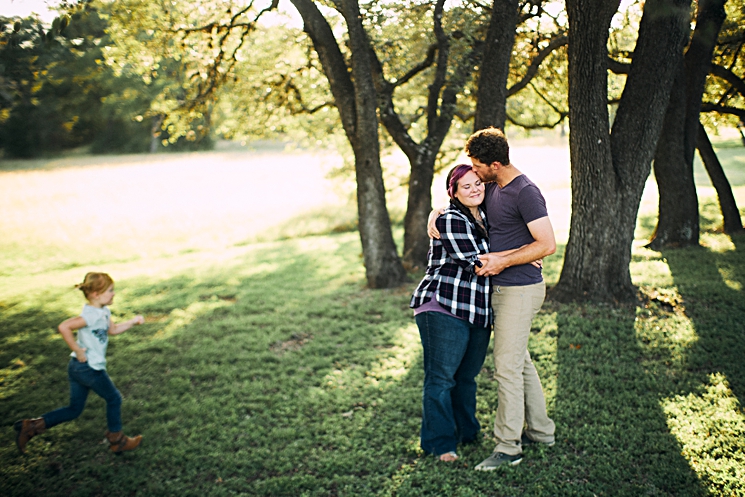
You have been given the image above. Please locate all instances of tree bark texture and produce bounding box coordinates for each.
[290,0,406,288]
[553,0,690,302]
[648,63,700,249]
[473,0,519,131]
[401,153,437,268]
[697,122,745,234]
[648,0,726,249]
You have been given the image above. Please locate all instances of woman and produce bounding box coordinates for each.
[410,164,492,462]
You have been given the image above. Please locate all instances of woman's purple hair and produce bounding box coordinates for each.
[446,164,474,199]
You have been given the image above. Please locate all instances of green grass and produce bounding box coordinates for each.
[2,145,745,496]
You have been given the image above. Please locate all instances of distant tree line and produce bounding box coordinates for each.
[0,4,212,158]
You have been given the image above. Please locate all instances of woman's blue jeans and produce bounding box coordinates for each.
[416,311,491,455]
[42,358,123,432]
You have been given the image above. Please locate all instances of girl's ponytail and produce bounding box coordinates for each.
[75,272,114,298]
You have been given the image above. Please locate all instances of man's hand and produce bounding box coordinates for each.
[427,207,446,239]
[476,253,508,276]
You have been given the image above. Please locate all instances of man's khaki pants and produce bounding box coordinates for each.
[491,282,555,455]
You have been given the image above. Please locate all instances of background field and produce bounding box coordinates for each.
[1,138,744,496]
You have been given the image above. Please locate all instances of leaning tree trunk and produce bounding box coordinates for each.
[290,0,406,288]
[697,122,745,234]
[647,0,726,249]
[648,63,700,249]
[341,0,407,287]
[473,0,519,132]
[553,0,690,302]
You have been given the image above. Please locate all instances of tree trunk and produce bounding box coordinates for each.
[150,115,163,153]
[648,63,700,249]
[473,0,519,131]
[402,152,436,269]
[553,0,690,303]
[290,0,407,288]
[343,0,407,287]
[647,0,726,249]
[697,122,745,234]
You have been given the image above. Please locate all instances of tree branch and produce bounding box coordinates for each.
[507,34,567,96]
[607,57,631,74]
[393,44,438,88]
[709,63,745,97]
[700,102,745,119]
[174,0,278,34]
[505,112,566,129]
[427,0,449,133]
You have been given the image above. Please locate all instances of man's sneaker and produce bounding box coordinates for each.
[474,451,522,470]
[521,433,555,448]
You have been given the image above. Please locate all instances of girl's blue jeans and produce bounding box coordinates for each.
[416,311,491,456]
[42,358,123,432]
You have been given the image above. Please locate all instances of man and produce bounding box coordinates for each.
[469,127,556,469]
[431,127,556,469]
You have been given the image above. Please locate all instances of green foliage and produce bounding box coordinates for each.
[504,2,569,129]
[0,14,80,156]
[105,0,281,148]
[213,25,344,150]
[0,3,216,158]
[703,0,745,131]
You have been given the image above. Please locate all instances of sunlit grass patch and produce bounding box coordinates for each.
[150,300,235,341]
[717,265,742,291]
[700,231,737,252]
[662,373,745,495]
[0,151,346,279]
[366,323,420,382]
[631,250,675,287]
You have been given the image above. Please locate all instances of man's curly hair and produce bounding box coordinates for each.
[465,127,510,166]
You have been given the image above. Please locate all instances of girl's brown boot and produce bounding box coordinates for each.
[14,417,46,454]
[105,430,142,453]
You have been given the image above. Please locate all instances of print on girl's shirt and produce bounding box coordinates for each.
[92,328,108,344]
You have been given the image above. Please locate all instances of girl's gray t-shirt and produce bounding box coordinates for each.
[71,304,111,370]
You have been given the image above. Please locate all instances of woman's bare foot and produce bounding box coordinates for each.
[439,451,459,462]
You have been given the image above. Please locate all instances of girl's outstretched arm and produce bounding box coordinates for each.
[108,315,144,335]
[58,316,88,362]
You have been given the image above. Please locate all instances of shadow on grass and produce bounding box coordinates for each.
[551,301,709,496]
[653,233,745,494]
[661,235,745,403]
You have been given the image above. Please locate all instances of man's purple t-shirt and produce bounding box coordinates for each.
[484,175,548,286]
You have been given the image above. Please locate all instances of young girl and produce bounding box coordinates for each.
[14,272,144,454]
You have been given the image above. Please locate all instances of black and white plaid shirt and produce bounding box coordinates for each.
[410,204,493,328]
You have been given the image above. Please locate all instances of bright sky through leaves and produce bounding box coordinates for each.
[5,0,59,22]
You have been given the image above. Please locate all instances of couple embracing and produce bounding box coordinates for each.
[410,127,556,470]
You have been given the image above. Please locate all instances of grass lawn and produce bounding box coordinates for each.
[1,143,744,496]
